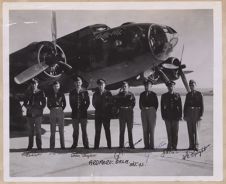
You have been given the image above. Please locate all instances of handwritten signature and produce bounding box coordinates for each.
[71,153,96,159]
[22,152,41,157]
[182,144,211,160]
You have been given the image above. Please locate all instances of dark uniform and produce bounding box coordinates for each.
[184,80,204,150]
[139,90,158,149]
[69,88,90,148]
[116,90,136,148]
[47,87,66,149]
[161,83,182,150]
[93,88,112,149]
[24,87,46,150]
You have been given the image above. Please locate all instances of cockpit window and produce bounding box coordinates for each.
[91,24,110,34]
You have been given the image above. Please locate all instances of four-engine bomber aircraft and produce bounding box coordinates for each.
[9,12,192,128]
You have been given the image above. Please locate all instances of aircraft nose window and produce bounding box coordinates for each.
[148,25,178,60]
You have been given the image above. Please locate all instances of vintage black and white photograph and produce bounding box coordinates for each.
[3,2,223,182]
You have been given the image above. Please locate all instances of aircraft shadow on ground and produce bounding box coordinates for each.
[10,109,119,138]
[9,147,189,154]
[10,128,46,138]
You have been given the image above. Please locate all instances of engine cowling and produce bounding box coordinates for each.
[37,41,67,80]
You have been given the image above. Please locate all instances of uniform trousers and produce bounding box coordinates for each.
[94,115,111,148]
[27,116,42,149]
[50,107,65,149]
[164,119,179,149]
[119,108,134,148]
[141,107,156,149]
[72,118,89,148]
[185,107,200,149]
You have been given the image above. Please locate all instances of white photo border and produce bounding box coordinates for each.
[3,1,223,182]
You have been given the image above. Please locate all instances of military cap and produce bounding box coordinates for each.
[73,76,82,82]
[97,79,106,85]
[166,81,175,87]
[189,79,196,85]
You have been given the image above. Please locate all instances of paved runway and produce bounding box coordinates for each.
[9,95,213,178]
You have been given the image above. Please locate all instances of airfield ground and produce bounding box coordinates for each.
[8,95,213,179]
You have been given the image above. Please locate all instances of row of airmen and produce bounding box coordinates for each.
[24,77,204,151]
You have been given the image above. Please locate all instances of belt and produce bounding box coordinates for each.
[52,106,62,109]
[189,107,201,109]
[143,107,154,110]
[120,106,130,109]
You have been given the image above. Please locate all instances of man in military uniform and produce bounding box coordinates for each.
[161,81,182,150]
[184,80,204,151]
[139,80,158,149]
[69,76,90,149]
[23,79,46,151]
[47,81,66,149]
[116,81,135,149]
[93,79,112,149]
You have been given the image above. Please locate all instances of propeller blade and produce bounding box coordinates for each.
[178,44,190,92]
[183,70,193,74]
[57,60,73,72]
[179,69,190,92]
[14,63,49,84]
[51,11,57,53]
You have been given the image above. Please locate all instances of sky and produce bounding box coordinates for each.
[9,9,213,88]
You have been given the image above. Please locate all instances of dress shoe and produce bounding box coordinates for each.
[26,147,32,151]
[70,145,77,149]
[193,147,198,151]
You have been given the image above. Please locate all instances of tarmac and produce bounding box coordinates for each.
[8,95,213,179]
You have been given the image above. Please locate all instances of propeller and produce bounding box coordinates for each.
[178,45,190,92]
[14,63,49,84]
[51,11,57,55]
[14,11,72,85]
[161,45,190,92]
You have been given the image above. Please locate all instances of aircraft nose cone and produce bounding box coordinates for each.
[148,24,178,61]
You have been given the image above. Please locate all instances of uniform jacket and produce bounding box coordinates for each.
[69,88,90,119]
[139,91,158,110]
[116,91,136,109]
[184,90,204,118]
[23,89,46,117]
[92,89,113,118]
[47,89,66,110]
[161,92,182,120]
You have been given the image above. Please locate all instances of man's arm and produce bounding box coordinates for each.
[154,93,159,110]
[200,93,204,117]
[139,93,143,110]
[41,92,46,109]
[183,94,188,118]
[84,91,90,110]
[69,91,75,110]
[131,93,136,109]
[178,95,182,119]
[92,92,97,109]
[160,95,165,120]
[62,93,66,110]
